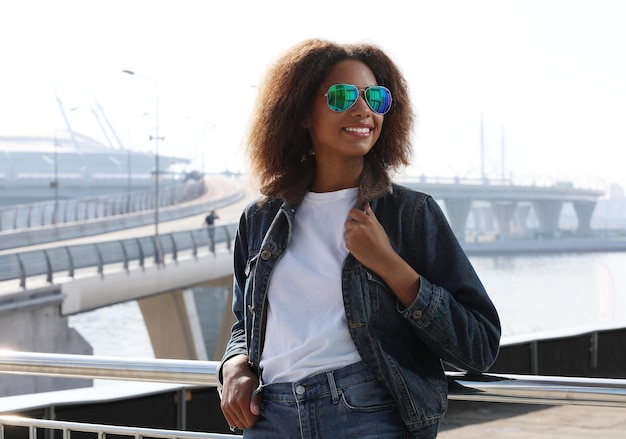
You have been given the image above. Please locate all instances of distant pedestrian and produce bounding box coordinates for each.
[203,210,220,252]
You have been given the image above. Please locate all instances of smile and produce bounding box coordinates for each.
[343,127,371,134]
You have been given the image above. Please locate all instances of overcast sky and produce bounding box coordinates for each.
[2,0,625,193]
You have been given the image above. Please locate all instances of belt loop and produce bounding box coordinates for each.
[326,371,340,404]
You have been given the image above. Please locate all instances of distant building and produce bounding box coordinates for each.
[0,133,190,206]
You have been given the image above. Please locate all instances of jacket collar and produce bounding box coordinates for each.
[356,159,392,207]
[281,158,392,208]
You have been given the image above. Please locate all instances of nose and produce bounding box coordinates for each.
[350,90,372,115]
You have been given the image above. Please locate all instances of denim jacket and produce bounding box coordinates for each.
[220,177,501,436]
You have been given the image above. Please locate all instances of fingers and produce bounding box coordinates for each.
[250,389,261,415]
[347,203,370,225]
[220,355,260,430]
[222,387,259,430]
[363,203,376,218]
[346,203,379,235]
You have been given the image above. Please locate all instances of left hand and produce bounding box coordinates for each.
[344,202,396,273]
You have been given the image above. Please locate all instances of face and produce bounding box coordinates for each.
[305,60,384,167]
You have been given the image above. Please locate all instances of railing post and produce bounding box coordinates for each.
[13,206,20,230]
[16,254,26,288]
[591,331,599,370]
[530,341,539,375]
[120,241,130,272]
[43,249,53,283]
[169,233,178,263]
[136,238,145,269]
[154,236,163,265]
[94,244,104,278]
[26,204,33,228]
[190,231,198,259]
[65,246,75,278]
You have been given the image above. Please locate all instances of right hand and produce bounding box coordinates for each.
[220,354,261,430]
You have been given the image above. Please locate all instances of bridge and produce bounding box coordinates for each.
[398,176,605,239]
[0,175,611,396]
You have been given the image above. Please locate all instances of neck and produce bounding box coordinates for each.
[310,159,363,193]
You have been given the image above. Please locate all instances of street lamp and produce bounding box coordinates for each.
[126,112,150,194]
[122,70,164,262]
[51,136,61,225]
[51,106,79,225]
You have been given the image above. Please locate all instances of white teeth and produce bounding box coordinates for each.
[344,127,370,133]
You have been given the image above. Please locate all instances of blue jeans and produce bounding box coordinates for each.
[244,361,409,438]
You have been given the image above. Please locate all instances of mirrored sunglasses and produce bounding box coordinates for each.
[318,84,392,115]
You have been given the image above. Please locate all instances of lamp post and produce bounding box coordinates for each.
[122,70,164,262]
[126,112,150,198]
[51,106,79,225]
[51,136,60,225]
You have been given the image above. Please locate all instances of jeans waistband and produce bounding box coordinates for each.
[258,361,377,402]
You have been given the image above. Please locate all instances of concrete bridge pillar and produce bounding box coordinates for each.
[470,205,495,234]
[513,204,532,233]
[138,276,234,361]
[573,201,597,235]
[138,289,202,360]
[443,198,473,241]
[0,287,93,396]
[491,201,517,237]
[532,200,563,237]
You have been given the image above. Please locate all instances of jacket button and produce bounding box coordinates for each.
[261,250,272,260]
[412,310,423,319]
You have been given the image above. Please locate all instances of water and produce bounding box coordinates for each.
[69,252,626,358]
[69,301,155,358]
[471,252,626,340]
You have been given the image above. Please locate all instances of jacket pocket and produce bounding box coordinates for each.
[364,270,405,334]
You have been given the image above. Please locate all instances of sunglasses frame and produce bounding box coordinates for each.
[317,83,392,115]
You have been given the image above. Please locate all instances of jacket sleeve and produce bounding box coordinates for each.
[217,208,251,386]
[402,196,501,373]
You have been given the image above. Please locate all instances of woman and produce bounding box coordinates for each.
[219,39,500,438]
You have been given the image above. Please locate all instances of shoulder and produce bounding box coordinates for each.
[239,197,285,230]
[377,182,433,208]
[242,196,283,217]
[373,183,446,221]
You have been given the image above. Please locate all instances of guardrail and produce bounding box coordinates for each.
[1,351,626,438]
[0,180,206,232]
[396,174,607,192]
[0,181,244,251]
[0,223,238,289]
[0,416,235,439]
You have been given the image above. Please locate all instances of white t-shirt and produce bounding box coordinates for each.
[260,188,362,384]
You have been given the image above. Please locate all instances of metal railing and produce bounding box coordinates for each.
[1,351,626,438]
[0,176,245,252]
[396,174,607,192]
[0,180,207,232]
[0,416,235,439]
[0,223,238,289]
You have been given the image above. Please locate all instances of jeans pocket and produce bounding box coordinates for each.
[340,377,396,413]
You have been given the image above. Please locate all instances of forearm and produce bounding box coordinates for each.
[374,250,421,308]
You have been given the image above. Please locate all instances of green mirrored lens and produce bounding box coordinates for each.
[327,84,359,112]
[365,86,392,114]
